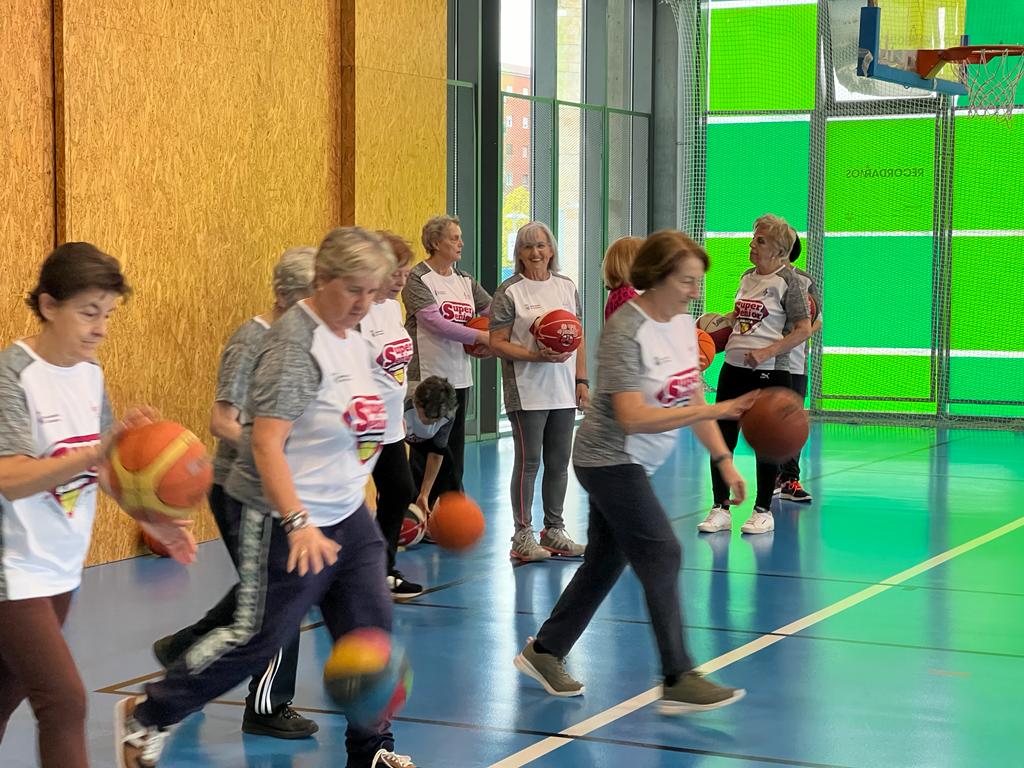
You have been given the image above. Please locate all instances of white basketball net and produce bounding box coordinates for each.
[956,49,1024,122]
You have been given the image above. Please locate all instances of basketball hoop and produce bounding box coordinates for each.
[917,45,1024,122]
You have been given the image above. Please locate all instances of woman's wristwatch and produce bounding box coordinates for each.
[575,378,590,387]
[710,452,732,466]
[281,508,310,534]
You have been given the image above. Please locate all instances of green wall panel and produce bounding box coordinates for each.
[704,238,755,316]
[821,236,934,349]
[708,4,817,112]
[952,116,1024,230]
[821,354,933,401]
[706,121,810,233]
[950,358,1024,404]
[950,237,1024,351]
[825,118,935,232]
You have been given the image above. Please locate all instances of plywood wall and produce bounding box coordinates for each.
[55,0,343,564]
[1,0,55,340]
[2,0,445,564]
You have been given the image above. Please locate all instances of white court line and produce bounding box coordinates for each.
[487,515,1024,768]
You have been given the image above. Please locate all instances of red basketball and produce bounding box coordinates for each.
[696,329,716,371]
[397,504,427,548]
[427,492,485,551]
[809,295,820,322]
[532,309,583,353]
[107,421,212,519]
[740,387,809,462]
[462,316,490,355]
[697,312,733,353]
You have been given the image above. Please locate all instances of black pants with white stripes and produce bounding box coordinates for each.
[156,484,300,715]
[135,496,395,764]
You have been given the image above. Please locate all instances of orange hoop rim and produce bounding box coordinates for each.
[917,45,1024,80]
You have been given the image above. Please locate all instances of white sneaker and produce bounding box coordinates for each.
[697,505,731,533]
[371,749,416,767]
[115,696,167,768]
[740,507,774,534]
[510,528,551,561]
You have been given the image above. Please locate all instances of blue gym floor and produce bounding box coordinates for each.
[4,423,1023,767]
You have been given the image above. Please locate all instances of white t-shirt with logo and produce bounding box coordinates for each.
[402,262,491,389]
[226,301,386,527]
[361,299,413,444]
[573,303,702,476]
[724,265,809,372]
[489,272,581,411]
[0,341,112,600]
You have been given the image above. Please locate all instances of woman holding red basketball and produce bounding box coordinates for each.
[116,228,415,768]
[402,215,491,500]
[514,230,754,711]
[0,243,194,768]
[489,222,589,562]
[697,214,812,536]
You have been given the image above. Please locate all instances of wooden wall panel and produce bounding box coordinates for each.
[53,0,343,564]
[1,1,55,342]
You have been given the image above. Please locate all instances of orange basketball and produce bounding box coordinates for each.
[532,309,583,353]
[739,388,809,463]
[463,316,490,356]
[696,329,716,371]
[107,421,212,519]
[427,492,485,551]
[697,312,733,353]
[809,295,820,322]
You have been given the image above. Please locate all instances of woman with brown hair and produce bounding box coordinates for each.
[514,230,755,713]
[0,242,194,768]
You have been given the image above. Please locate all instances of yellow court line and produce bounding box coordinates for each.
[487,515,1024,768]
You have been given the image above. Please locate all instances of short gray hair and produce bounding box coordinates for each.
[754,214,796,259]
[272,247,316,308]
[421,214,460,256]
[513,221,559,274]
[315,227,396,285]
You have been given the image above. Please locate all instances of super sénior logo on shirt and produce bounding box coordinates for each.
[439,301,473,324]
[343,395,388,463]
[655,368,701,407]
[735,299,769,335]
[378,339,413,384]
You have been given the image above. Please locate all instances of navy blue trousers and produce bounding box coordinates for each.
[135,496,395,765]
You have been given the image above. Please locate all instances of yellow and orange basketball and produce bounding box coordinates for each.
[696,328,716,371]
[107,421,212,519]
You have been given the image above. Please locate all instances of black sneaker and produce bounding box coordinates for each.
[778,480,813,503]
[242,704,319,739]
[387,571,424,600]
[152,634,178,669]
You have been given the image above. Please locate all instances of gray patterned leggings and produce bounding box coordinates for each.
[508,408,576,533]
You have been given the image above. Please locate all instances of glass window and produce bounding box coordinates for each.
[522,116,529,128]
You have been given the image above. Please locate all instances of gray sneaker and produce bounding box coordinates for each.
[514,638,584,697]
[510,528,551,562]
[657,671,746,715]
[540,527,586,557]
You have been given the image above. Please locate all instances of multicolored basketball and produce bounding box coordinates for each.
[740,387,809,462]
[696,312,733,353]
[696,329,716,371]
[462,316,490,356]
[427,492,485,552]
[107,421,212,520]
[532,309,583,353]
[397,504,427,548]
[323,627,413,727]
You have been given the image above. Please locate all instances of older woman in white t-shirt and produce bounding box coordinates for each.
[513,230,755,713]
[697,214,812,536]
[489,222,589,562]
[402,215,491,505]
[0,243,194,768]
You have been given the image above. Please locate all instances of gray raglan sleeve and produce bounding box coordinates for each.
[248,339,321,422]
[597,320,644,395]
[0,364,36,458]
[488,283,515,332]
[403,270,437,316]
[783,271,811,324]
[215,326,260,407]
[472,278,492,313]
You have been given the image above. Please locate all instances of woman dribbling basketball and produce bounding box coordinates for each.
[514,231,756,712]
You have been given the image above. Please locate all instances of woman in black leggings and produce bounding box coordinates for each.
[697,214,812,536]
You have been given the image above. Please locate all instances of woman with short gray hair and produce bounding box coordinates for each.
[403,214,492,506]
[149,244,319,738]
[119,227,417,768]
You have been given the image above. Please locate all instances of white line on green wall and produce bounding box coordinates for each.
[824,347,1024,359]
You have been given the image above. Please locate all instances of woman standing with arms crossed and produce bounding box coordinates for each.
[489,222,588,562]
[402,215,491,501]
[116,228,415,768]
[362,232,422,598]
[514,231,754,712]
[697,214,811,536]
[0,243,194,768]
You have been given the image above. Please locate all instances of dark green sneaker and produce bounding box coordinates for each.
[657,671,745,715]
[513,638,584,697]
